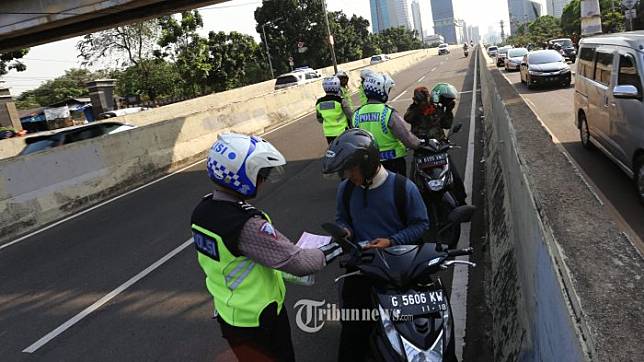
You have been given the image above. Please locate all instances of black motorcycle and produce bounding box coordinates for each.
[324,206,477,362]
[413,124,465,248]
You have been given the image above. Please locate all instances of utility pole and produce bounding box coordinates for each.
[321,0,338,74]
[261,22,275,79]
[581,0,602,36]
[500,20,505,42]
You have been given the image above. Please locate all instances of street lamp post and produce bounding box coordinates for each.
[321,0,338,74]
[261,18,282,79]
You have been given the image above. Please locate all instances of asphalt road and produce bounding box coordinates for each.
[0,49,491,362]
[499,61,644,253]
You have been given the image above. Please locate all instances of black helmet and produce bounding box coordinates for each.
[322,129,380,181]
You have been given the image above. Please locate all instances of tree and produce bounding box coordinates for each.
[77,20,160,68]
[376,27,425,53]
[15,68,103,106]
[115,59,180,101]
[0,49,29,77]
[157,10,212,96]
[207,31,267,92]
[561,0,627,35]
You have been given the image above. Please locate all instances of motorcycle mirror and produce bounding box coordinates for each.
[321,222,361,254]
[447,205,477,224]
[451,123,463,134]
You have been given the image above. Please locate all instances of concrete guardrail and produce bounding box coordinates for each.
[0,48,439,243]
[479,47,643,361]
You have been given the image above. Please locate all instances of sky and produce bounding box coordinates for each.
[2,0,518,95]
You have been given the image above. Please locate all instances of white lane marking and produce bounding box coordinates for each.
[22,238,194,353]
[431,67,437,72]
[417,75,426,83]
[450,49,477,361]
[392,90,407,102]
[1,110,316,252]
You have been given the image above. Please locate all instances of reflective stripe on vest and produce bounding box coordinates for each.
[192,223,285,327]
[353,103,407,160]
[317,99,348,137]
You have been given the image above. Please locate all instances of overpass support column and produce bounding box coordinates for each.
[87,79,116,118]
[0,88,22,130]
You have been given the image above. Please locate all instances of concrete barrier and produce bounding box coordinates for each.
[479,48,644,361]
[0,48,438,243]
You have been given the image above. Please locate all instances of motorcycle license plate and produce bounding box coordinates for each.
[417,154,447,167]
[378,291,447,317]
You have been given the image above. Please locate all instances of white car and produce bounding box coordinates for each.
[370,54,390,64]
[487,45,498,57]
[504,47,528,71]
[98,107,148,119]
[438,43,450,55]
[274,67,321,90]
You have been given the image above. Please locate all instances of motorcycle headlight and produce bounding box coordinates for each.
[428,179,444,191]
[379,304,404,356]
[402,330,443,362]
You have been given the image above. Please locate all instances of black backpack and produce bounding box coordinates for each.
[342,173,408,226]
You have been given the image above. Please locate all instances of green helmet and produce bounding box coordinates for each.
[431,83,458,104]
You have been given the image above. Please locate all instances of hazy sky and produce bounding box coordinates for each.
[2,0,517,95]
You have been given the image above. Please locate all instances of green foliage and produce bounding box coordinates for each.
[208,31,268,92]
[115,59,180,101]
[15,68,100,107]
[0,49,29,77]
[561,0,629,36]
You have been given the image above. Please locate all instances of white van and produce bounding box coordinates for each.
[274,67,321,90]
[574,32,644,203]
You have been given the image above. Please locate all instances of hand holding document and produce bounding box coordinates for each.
[296,232,332,249]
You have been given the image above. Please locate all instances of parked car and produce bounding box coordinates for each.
[549,38,577,63]
[574,32,644,204]
[505,47,529,71]
[487,45,498,57]
[495,45,513,67]
[98,107,148,119]
[438,43,450,55]
[519,49,571,89]
[19,121,136,156]
[274,67,321,90]
[370,54,391,64]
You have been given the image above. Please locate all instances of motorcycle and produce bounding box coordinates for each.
[323,206,477,362]
[463,48,469,57]
[413,123,466,248]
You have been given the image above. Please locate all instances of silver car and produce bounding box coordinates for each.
[574,32,644,204]
[505,47,528,71]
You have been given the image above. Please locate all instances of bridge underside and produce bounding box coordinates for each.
[0,0,229,52]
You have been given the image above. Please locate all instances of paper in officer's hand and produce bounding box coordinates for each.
[296,232,332,249]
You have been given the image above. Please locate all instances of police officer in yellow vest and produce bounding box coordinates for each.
[191,133,342,362]
[316,76,353,144]
[353,72,423,176]
[335,70,354,110]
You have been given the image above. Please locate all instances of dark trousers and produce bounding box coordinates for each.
[217,303,295,362]
[381,157,407,176]
[338,275,374,362]
[326,136,337,145]
[449,160,467,205]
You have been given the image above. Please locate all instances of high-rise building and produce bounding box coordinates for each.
[411,0,424,39]
[370,0,413,33]
[546,0,572,18]
[507,0,543,34]
[430,0,457,44]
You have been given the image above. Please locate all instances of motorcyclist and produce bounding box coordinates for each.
[405,83,467,205]
[191,133,342,362]
[316,76,353,144]
[357,69,374,106]
[322,128,429,362]
[335,70,354,109]
[352,71,423,176]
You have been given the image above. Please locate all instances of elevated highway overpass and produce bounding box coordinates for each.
[0,0,230,52]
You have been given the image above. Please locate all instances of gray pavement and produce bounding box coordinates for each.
[499,62,644,253]
[0,51,491,362]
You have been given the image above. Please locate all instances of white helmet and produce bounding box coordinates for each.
[363,72,395,102]
[322,76,342,96]
[206,133,286,197]
[360,68,375,81]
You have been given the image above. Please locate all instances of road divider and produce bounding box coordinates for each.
[479,48,644,360]
[0,48,439,245]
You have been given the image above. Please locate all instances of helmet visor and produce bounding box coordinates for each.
[258,165,286,184]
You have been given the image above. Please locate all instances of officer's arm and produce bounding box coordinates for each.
[341,98,353,120]
[389,110,422,149]
[389,181,430,245]
[237,217,329,276]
